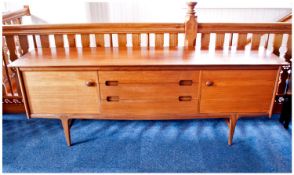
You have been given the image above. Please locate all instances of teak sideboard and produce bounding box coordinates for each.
[4,2,291,146]
[9,47,287,146]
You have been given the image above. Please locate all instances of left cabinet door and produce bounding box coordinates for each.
[23,71,100,114]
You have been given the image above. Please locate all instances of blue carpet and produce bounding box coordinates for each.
[2,113,292,173]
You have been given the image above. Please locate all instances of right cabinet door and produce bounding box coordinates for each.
[200,69,278,113]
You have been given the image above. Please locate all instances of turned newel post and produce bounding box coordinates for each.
[184,1,198,48]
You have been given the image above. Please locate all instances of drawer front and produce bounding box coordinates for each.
[99,71,199,84]
[23,71,100,114]
[101,99,199,115]
[100,83,198,100]
[200,70,277,113]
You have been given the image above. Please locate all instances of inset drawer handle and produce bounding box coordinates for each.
[179,96,192,101]
[85,80,96,87]
[105,81,118,86]
[205,81,214,86]
[106,96,120,102]
[179,80,193,86]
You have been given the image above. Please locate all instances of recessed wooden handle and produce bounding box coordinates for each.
[106,96,119,102]
[105,81,118,86]
[205,81,214,86]
[179,80,193,86]
[85,80,96,87]
[179,96,192,101]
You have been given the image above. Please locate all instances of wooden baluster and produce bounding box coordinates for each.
[14,18,22,24]
[201,33,210,50]
[54,34,64,48]
[5,36,18,61]
[280,34,292,97]
[2,38,13,96]
[18,35,29,55]
[215,33,225,50]
[2,84,7,97]
[8,37,21,96]
[184,2,197,48]
[237,33,250,50]
[251,34,262,50]
[13,36,22,57]
[262,34,269,50]
[4,36,21,96]
[155,33,164,48]
[132,33,141,48]
[275,34,290,95]
[40,34,50,48]
[95,34,104,47]
[2,52,13,96]
[273,34,283,57]
[81,34,90,47]
[118,34,127,47]
[278,68,289,95]
[109,34,113,47]
[32,35,38,48]
[14,69,22,97]
[285,34,292,61]
[67,34,76,47]
[169,33,178,48]
[18,18,22,24]
[147,33,150,48]
[228,34,233,49]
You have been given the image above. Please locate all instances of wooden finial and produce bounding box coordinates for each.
[184,2,198,48]
[187,2,197,16]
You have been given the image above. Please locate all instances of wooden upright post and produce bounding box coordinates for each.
[184,2,198,48]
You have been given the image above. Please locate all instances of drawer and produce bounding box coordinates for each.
[200,70,277,113]
[23,71,100,114]
[101,99,199,115]
[99,71,199,84]
[100,83,199,100]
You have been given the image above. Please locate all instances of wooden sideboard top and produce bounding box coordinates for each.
[9,47,288,68]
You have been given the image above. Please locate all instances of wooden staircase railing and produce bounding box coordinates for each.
[273,12,292,113]
[2,5,30,113]
[2,5,30,24]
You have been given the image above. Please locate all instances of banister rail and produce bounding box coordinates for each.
[2,22,291,35]
[278,13,292,22]
[2,23,185,34]
[198,23,291,33]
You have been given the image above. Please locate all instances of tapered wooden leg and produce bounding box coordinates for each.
[68,119,72,128]
[224,118,230,126]
[60,117,71,146]
[228,114,238,145]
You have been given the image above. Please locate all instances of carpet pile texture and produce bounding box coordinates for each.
[2,113,291,173]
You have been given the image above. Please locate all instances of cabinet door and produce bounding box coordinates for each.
[200,70,278,113]
[23,71,100,114]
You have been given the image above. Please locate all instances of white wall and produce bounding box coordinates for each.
[2,1,89,24]
[2,0,292,24]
